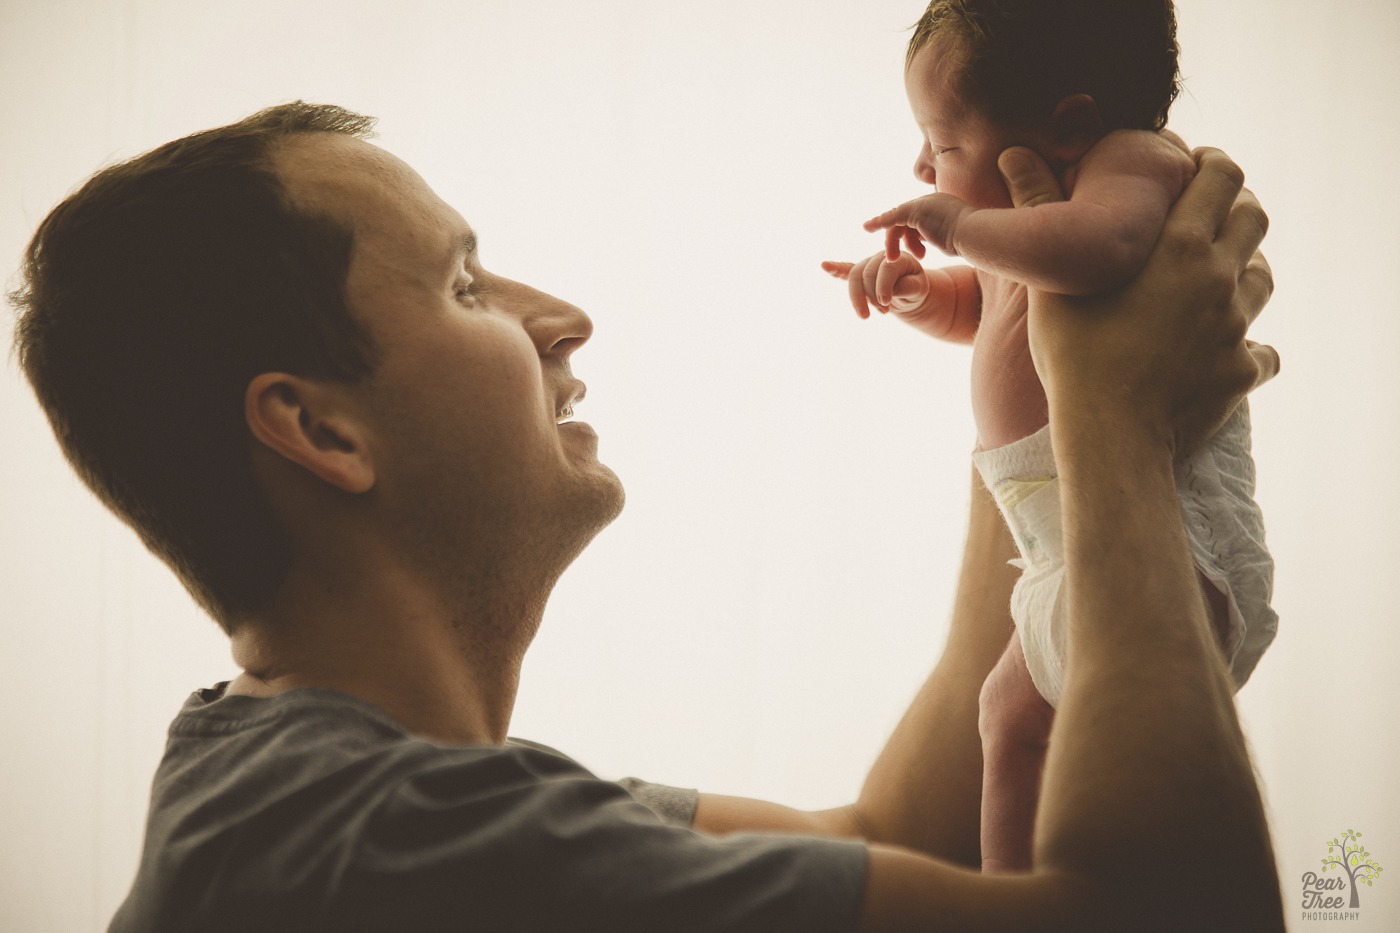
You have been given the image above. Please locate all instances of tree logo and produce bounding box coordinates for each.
[1301,828,1383,917]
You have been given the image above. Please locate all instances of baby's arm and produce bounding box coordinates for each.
[822,252,981,343]
[869,132,1195,296]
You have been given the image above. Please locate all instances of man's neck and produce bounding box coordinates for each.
[226,563,544,747]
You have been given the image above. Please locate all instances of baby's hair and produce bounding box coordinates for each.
[907,0,1181,132]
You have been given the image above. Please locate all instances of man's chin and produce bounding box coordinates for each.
[588,464,626,530]
[562,464,625,546]
[547,475,623,586]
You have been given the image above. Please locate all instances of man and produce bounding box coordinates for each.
[12,102,1283,930]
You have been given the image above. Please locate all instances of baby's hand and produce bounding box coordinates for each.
[863,193,973,261]
[821,251,929,319]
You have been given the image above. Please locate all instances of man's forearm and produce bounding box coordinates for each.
[849,466,1018,867]
[1035,416,1283,926]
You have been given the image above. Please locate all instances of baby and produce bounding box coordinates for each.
[824,0,1277,873]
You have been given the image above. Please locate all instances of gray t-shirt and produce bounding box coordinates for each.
[108,684,867,932]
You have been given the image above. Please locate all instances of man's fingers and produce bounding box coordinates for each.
[1247,341,1280,388]
[821,260,854,280]
[1173,147,1246,241]
[997,147,1064,208]
[1218,188,1270,274]
[1238,252,1274,324]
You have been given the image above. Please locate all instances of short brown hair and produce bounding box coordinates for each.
[907,0,1181,132]
[10,101,379,632]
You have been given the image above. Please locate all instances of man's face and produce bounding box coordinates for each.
[905,38,1038,209]
[274,134,623,581]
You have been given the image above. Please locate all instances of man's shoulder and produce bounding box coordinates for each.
[114,685,611,930]
[163,684,594,799]
[115,685,866,933]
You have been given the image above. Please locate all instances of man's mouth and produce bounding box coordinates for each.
[556,382,586,424]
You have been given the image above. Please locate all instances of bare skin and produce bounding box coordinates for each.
[824,33,1253,879]
[224,132,623,749]
[221,131,1281,929]
[707,146,1283,930]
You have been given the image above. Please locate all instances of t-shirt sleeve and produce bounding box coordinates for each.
[616,775,699,826]
[331,744,867,933]
[507,736,700,825]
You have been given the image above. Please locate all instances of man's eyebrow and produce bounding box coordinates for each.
[450,230,478,264]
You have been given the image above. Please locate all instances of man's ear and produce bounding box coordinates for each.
[244,373,376,494]
[1046,94,1104,165]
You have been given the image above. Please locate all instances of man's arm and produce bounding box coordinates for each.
[1024,147,1283,925]
[842,467,1018,864]
[703,147,1284,930]
[694,472,1015,869]
[861,147,1283,931]
[696,148,1153,867]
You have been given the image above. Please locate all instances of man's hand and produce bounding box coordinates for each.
[862,192,974,261]
[851,146,1286,931]
[1008,145,1278,456]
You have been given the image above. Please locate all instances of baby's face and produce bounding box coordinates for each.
[905,38,1045,209]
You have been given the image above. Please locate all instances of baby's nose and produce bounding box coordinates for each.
[914,152,936,186]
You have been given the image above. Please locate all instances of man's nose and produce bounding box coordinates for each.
[523,285,593,358]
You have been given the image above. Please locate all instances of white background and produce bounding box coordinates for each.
[2,1,1398,929]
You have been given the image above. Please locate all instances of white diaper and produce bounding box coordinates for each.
[970,403,1277,707]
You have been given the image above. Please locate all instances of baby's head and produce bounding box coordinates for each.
[905,0,1181,206]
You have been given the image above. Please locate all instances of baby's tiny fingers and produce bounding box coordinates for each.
[903,228,926,259]
[863,210,898,232]
[885,227,904,261]
[875,256,906,306]
[861,256,884,306]
[864,199,920,232]
[848,266,872,319]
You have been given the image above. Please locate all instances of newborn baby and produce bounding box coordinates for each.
[824,0,1277,873]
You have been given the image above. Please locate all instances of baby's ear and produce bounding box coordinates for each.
[1047,94,1104,165]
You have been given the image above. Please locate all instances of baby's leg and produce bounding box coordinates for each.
[977,574,1229,875]
[978,633,1055,874]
